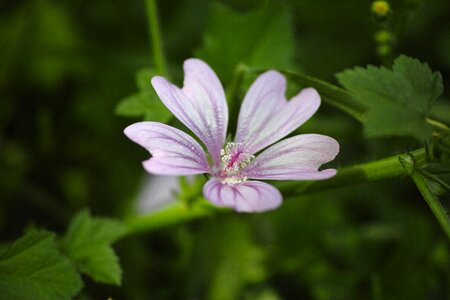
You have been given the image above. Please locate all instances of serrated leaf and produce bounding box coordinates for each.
[115,68,172,122]
[196,2,294,83]
[61,210,126,285]
[0,230,82,300]
[336,55,443,140]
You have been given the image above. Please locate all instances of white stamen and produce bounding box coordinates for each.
[219,142,255,185]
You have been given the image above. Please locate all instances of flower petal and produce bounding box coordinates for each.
[151,58,228,166]
[235,70,321,154]
[203,178,282,213]
[244,134,339,180]
[124,122,209,175]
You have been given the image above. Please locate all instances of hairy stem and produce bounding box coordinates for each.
[145,0,167,75]
[412,172,450,240]
[124,148,427,236]
[226,63,248,136]
[426,117,450,131]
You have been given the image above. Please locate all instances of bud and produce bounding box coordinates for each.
[376,44,391,56]
[374,30,391,43]
[371,1,390,17]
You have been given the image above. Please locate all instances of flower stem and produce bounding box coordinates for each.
[281,69,367,123]
[145,0,167,75]
[124,198,226,236]
[123,147,427,236]
[426,117,450,131]
[412,171,450,240]
[250,68,450,133]
[248,67,367,123]
[226,63,248,136]
[277,148,427,196]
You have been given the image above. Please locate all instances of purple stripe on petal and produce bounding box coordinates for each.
[202,178,282,213]
[235,70,321,154]
[244,134,339,180]
[124,122,209,175]
[151,59,228,167]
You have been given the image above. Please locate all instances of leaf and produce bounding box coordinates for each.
[61,210,126,285]
[187,218,266,300]
[196,2,294,83]
[115,68,172,122]
[336,55,443,140]
[0,230,82,300]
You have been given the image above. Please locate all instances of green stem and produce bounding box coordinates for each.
[412,172,450,240]
[282,70,367,123]
[250,68,450,132]
[426,117,450,131]
[124,148,427,236]
[277,148,427,196]
[226,63,248,136]
[248,68,367,122]
[145,0,167,75]
[124,198,225,236]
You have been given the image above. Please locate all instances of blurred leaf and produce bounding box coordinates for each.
[188,217,266,300]
[336,55,443,140]
[61,210,125,285]
[116,68,172,122]
[196,2,294,83]
[30,0,82,88]
[208,222,266,300]
[0,230,82,300]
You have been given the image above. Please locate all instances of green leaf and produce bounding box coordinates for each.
[196,2,294,83]
[336,55,443,140]
[115,68,172,122]
[188,218,267,300]
[0,230,82,300]
[61,210,126,285]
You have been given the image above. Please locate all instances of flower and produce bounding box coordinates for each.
[124,59,339,213]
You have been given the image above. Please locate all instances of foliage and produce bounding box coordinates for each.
[116,68,172,122]
[337,55,443,140]
[61,210,126,285]
[196,2,294,83]
[0,231,82,300]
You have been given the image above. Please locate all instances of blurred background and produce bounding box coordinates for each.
[1,0,450,299]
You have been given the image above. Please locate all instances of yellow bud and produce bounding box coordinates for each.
[371,1,390,17]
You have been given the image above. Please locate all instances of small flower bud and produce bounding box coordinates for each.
[376,44,391,57]
[371,1,390,17]
[374,30,391,43]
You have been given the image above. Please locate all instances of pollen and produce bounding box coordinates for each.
[220,142,255,173]
[219,142,255,185]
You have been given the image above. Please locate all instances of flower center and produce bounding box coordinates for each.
[219,142,255,185]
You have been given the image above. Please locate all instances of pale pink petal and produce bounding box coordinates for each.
[235,70,321,154]
[203,178,282,213]
[151,59,228,167]
[124,122,209,175]
[243,134,339,180]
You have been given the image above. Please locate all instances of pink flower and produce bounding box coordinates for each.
[124,59,339,213]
